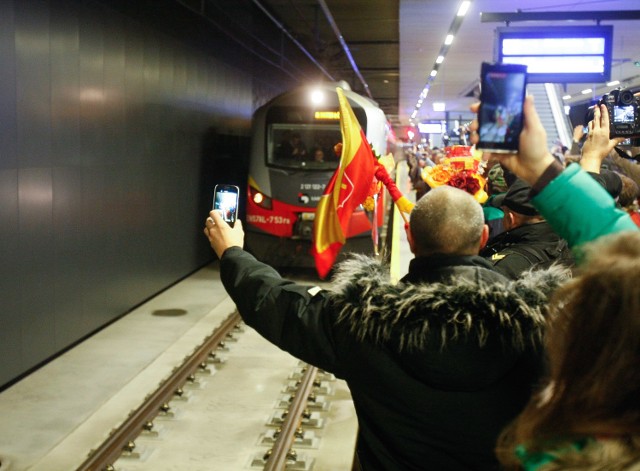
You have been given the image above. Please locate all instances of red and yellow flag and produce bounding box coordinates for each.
[311,88,376,278]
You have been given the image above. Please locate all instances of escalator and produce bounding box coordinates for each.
[527,83,574,154]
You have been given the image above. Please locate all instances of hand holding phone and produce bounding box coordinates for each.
[212,184,239,227]
[205,207,245,259]
[477,62,528,153]
[470,95,556,186]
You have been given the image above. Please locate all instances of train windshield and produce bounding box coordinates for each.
[268,124,341,171]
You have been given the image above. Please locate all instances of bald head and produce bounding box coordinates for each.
[409,186,486,256]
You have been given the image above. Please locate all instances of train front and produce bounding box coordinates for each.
[244,84,388,270]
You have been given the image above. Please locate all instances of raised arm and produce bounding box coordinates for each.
[469,97,637,249]
[579,104,626,173]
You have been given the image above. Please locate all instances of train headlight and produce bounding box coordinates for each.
[310,89,325,105]
[249,186,272,210]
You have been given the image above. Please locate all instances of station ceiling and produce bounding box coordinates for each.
[256,0,640,126]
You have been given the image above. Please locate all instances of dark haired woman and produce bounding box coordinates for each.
[468,95,640,470]
[496,231,640,470]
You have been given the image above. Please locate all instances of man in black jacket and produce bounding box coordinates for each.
[204,185,568,470]
[480,178,574,278]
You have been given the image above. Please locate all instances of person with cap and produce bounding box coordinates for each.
[480,178,574,279]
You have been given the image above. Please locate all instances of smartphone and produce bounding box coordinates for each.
[212,184,240,227]
[477,62,528,153]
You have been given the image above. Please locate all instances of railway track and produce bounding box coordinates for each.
[74,309,355,470]
[76,311,244,471]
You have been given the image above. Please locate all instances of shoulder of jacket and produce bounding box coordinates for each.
[327,256,571,352]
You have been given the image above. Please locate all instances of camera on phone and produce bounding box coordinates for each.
[585,88,640,142]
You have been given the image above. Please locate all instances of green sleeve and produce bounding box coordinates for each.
[531,164,638,249]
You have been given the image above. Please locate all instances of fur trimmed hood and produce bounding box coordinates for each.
[328,254,570,353]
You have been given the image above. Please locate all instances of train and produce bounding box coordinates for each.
[244,81,395,270]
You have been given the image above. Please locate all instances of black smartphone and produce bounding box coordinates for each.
[212,184,240,227]
[477,62,528,153]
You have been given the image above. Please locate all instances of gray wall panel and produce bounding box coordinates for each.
[0,0,18,384]
[79,4,105,167]
[15,0,52,168]
[0,1,18,170]
[0,170,22,381]
[123,17,145,165]
[18,167,56,366]
[102,12,126,166]
[1,0,260,387]
[52,166,85,346]
[50,0,81,167]
[142,29,160,165]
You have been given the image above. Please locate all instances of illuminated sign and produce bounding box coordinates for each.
[495,26,612,83]
[314,111,341,120]
[418,122,443,134]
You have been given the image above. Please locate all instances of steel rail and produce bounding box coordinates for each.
[263,365,319,471]
[75,310,242,471]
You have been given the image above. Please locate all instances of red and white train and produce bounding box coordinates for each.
[244,82,394,270]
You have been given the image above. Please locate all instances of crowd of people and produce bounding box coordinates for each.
[204,91,640,470]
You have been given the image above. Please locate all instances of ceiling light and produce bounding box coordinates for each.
[562,95,571,100]
[581,88,592,94]
[433,102,446,112]
[457,1,471,17]
[410,2,471,124]
[606,80,620,87]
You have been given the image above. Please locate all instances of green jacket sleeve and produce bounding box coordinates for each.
[531,164,638,249]
[219,246,341,374]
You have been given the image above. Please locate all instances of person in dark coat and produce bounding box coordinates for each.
[480,178,574,279]
[204,185,569,471]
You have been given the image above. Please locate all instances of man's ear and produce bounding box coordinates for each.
[503,209,515,231]
[479,224,490,250]
[405,223,417,255]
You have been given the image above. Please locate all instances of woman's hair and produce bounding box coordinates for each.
[617,172,640,209]
[497,231,640,468]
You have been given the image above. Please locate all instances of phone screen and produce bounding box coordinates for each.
[213,184,239,227]
[477,62,528,153]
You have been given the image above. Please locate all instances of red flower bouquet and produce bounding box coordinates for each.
[421,146,488,203]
